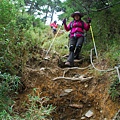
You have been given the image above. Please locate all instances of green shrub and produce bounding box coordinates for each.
[0,88,55,120]
[0,72,21,119]
[0,0,46,75]
[109,79,120,101]
[23,89,55,120]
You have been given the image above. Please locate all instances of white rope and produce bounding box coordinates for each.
[115,65,120,82]
[90,48,120,83]
[90,48,115,72]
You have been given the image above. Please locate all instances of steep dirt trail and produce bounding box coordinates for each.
[14,49,120,120]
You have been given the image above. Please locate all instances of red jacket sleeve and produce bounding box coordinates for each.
[63,22,72,31]
[84,22,90,31]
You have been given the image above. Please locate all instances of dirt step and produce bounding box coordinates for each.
[58,57,90,68]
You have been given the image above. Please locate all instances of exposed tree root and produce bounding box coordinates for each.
[53,75,93,82]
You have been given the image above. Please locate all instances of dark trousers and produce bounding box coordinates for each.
[51,27,57,35]
[67,37,84,65]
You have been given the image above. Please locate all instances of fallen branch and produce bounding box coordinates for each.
[53,75,93,82]
[62,65,91,77]
[63,65,91,70]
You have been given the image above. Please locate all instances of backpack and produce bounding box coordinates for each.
[68,20,87,45]
[69,20,87,40]
[70,20,84,30]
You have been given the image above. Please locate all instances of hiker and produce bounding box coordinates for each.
[62,11,91,66]
[50,20,58,35]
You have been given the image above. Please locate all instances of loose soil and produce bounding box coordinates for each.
[14,48,120,120]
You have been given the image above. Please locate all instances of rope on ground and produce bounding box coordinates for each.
[90,25,120,82]
[90,48,120,82]
[115,65,120,82]
[90,48,115,72]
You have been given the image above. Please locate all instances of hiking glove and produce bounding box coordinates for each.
[87,18,91,23]
[62,18,66,25]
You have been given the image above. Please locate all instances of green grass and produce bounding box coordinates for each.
[42,32,69,56]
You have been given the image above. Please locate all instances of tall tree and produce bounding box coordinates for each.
[23,0,62,23]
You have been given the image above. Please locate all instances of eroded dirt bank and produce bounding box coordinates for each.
[14,50,120,120]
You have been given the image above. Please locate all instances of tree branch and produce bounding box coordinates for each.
[93,1,120,12]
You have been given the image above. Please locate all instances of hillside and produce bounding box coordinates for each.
[0,0,120,119]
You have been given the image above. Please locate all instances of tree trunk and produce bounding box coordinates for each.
[44,5,50,24]
[50,8,55,23]
[27,1,34,15]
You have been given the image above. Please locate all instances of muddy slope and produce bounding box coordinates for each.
[15,50,120,120]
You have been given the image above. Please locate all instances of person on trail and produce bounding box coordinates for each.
[62,11,91,67]
[50,20,58,35]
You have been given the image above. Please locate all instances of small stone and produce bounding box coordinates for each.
[85,110,94,118]
[100,110,103,113]
[64,89,73,93]
[59,92,68,97]
[87,104,91,107]
[85,84,88,88]
[40,67,45,71]
[44,56,50,60]
[74,74,80,78]
[69,103,83,109]
[104,118,107,120]
[81,116,86,120]
[60,89,73,97]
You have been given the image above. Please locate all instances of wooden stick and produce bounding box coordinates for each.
[53,75,93,82]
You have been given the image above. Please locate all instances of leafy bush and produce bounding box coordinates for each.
[0,0,46,75]
[0,72,21,118]
[0,88,55,120]
[109,79,120,101]
[22,89,55,120]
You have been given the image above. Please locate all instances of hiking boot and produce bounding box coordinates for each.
[65,61,71,66]
[65,61,74,67]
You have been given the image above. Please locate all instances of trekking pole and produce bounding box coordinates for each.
[90,24,98,59]
[45,25,62,60]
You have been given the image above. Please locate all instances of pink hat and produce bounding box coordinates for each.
[71,11,83,18]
